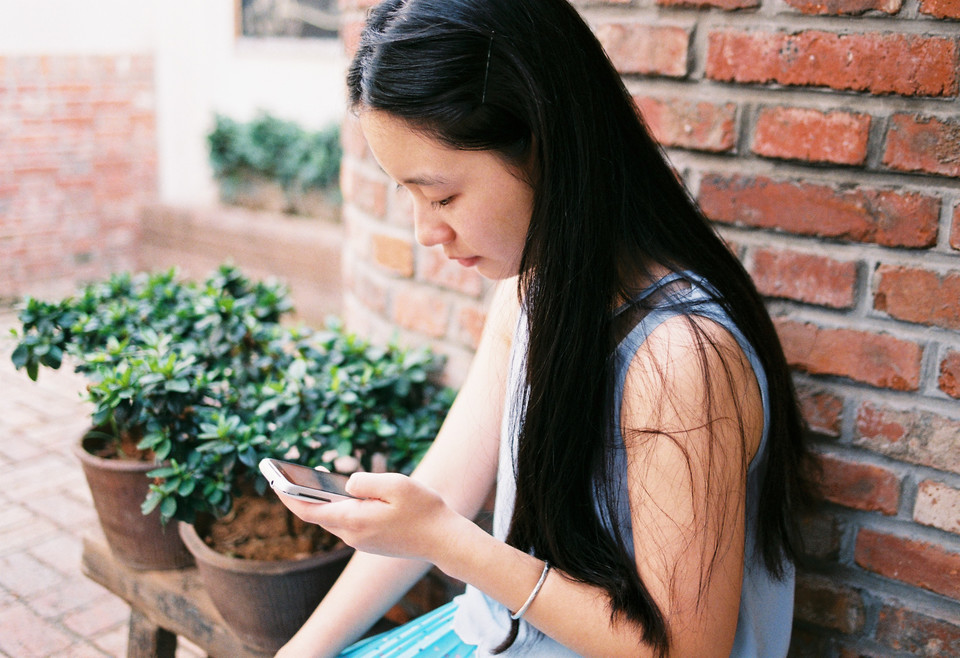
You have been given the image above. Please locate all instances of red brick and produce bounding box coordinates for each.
[874,265,960,330]
[813,451,900,515]
[392,286,450,338]
[914,480,960,535]
[418,247,484,297]
[699,174,939,248]
[657,0,758,9]
[796,385,844,437]
[0,606,75,656]
[838,644,895,658]
[705,30,959,97]
[371,232,414,277]
[594,23,690,77]
[785,0,901,13]
[883,114,960,178]
[1,54,155,298]
[794,572,866,633]
[749,247,857,308]
[876,604,960,656]
[856,403,960,475]
[939,350,960,399]
[340,115,368,161]
[919,0,960,17]
[775,319,922,391]
[951,204,960,251]
[855,528,960,600]
[634,96,737,152]
[348,267,388,315]
[798,510,844,560]
[341,165,388,218]
[752,107,870,165]
[788,627,834,657]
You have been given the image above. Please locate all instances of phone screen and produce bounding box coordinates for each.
[272,461,353,497]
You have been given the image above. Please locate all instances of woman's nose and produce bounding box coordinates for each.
[413,204,455,247]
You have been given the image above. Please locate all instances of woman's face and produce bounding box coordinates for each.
[360,110,535,280]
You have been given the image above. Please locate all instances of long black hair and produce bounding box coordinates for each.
[347,0,812,653]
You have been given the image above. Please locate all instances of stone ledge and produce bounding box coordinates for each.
[138,204,343,328]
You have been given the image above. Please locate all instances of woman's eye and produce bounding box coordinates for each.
[432,196,454,209]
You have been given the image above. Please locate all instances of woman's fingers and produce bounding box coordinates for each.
[344,471,404,500]
[272,472,457,562]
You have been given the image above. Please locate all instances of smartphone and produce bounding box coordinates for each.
[259,458,357,504]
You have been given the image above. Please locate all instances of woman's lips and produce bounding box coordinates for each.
[453,256,480,267]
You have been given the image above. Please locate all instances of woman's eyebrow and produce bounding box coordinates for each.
[401,173,449,187]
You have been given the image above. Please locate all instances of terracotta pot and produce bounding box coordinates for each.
[74,433,193,570]
[179,518,354,653]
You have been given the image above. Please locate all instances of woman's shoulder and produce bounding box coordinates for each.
[621,311,765,460]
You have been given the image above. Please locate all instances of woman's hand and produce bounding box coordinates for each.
[275,472,462,563]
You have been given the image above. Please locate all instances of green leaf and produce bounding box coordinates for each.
[376,422,397,437]
[160,496,177,520]
[154,440,172,461]
[164,378,190,393]
[178,478,197,496]
[38,345,63,369]
[10,343,28,369]
[26,359,39,382]
[147,465,178,479]
[141,490,163,515]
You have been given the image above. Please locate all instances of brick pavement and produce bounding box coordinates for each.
[0,309,203,658]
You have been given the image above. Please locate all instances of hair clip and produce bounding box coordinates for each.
[482,32,494,103]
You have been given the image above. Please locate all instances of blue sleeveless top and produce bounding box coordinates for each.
[453,272,794,656]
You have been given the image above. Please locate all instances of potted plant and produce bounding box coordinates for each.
[10,264,455,651]
[8,264,291,570]
[170,321,454,652]
[208,112,342,218]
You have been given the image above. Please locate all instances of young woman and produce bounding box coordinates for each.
[274,0,812,655]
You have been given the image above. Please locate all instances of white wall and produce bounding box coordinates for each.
[0,0,347,206]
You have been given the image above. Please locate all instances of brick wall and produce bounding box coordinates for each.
[338,0,960,653]
[0,55,156,301]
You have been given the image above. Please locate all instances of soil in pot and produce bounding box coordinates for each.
[202,493,344,560]
[180,494,354,654]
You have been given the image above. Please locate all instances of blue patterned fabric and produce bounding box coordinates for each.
[340,602,477,657]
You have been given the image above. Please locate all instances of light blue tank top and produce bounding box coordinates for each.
[453,272,794,656]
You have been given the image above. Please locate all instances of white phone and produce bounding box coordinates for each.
[259,458,357,504]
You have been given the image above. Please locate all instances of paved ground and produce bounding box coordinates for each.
[0,309,203,657]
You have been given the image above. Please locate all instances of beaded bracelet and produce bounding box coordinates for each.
[511,560,550,620]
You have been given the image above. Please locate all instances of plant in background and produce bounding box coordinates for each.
[208,112,342,215]
[10,265,455,527]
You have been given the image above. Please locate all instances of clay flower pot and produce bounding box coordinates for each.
[74,433,193,571]
[178,517,353,653]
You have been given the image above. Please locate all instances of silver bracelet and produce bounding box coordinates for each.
[511,560,550,620]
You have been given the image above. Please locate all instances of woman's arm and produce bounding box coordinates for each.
[291,314,762,657]
[274,280,519,658]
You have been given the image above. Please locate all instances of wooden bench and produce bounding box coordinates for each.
[81,532,454,658]
[81,534,272,658]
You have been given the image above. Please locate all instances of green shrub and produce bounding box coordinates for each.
[208,113,342,194]
[10,265,454,525]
